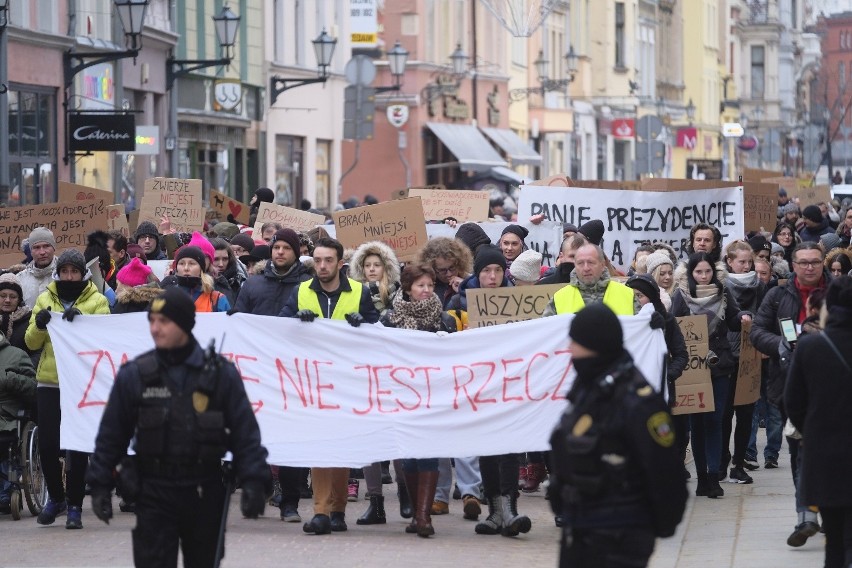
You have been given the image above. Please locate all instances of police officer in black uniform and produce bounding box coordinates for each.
[86,287,270,568]
[549,304,687,568]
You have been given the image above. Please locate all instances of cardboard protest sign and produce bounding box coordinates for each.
[408,188,490,222]
[252,202,325,235]
[332,198,427,261]
[734,320,762,406]
[760,177,799,196]
[106,204,130,238]
[528,175,571,187]
[641,178,740,192]
[743,181,779,233]
[797,184,831,207]
[138,178,204,233]
[58,181,113,204]
[466,284,566,327]
[0,200,108,258]
[518,185,744,271]
[672,315,715,415]
[743,167,783,182]
[128,209,141,235]
[209,189,250,225]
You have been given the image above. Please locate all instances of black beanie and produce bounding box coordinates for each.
[473,244,507,277]
[271,228,301,254]
[569,303,623,357]
[229,233,255,253]
[254,187,275,204]
[174,245,208,270]
[802,205,822,224]
[747,235,771,254]
[456,223,492,254]
[578,219,605,246]
[148,287,196,336]
[134,221,160,244]
[501,224,529,242]
[626,274,665,314]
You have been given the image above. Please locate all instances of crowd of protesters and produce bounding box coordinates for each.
[0,185,851,567]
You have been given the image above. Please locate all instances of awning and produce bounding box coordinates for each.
[480,127,542,166]
[489,166,531,185]
[425,122,507,172]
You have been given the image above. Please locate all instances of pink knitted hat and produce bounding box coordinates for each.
[187,231,215,265]
[116,257,153,287]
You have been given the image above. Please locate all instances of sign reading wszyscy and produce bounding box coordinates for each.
[350,0,378,47]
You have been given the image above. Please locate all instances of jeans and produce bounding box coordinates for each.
[691,374,730,476]
[435,456,481,503]
[746,384,783,462]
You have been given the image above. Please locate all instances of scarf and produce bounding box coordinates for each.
[55,280,88,303]
[678,281,726,333]
[387,291,444,332]
[725,271,760,312]
[1,306,31,339]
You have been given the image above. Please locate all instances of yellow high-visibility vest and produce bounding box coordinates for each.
[552,281,635,316]
[297,279,363,320]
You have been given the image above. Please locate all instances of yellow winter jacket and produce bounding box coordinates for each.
[25,280,110,386]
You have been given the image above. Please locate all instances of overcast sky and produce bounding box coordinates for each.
[811,0,852,19]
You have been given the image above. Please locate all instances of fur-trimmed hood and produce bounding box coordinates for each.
[115,284,163,305]
[674,258,729,291]
[348,241,401,285]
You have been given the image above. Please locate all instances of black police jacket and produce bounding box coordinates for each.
[549,352,687,538]
[86,340,270,488]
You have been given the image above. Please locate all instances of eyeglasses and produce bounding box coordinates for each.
[777,232,792,238]
[434,266,456,274]
[0,293,19,301]
[792,260,822,268]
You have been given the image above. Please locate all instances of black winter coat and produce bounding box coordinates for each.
[785,310,852,507]
[664,312,688,402]
[750,273,830,405]
[233,261,312,316]
[536,262,574,286]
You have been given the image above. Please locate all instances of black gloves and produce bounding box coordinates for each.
[90,486,113,524]
[649,311,666,330]
[240,480,266,519]
[35,310,52,330]
[62,307,82,322]
[296,309,317,322]
[345,313,364,327]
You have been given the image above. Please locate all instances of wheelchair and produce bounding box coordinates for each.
[0,410,48,520]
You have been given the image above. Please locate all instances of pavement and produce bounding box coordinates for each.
[0,432,824,567]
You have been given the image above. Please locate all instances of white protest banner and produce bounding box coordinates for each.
[49,312,666,467]
[518,185,744,271]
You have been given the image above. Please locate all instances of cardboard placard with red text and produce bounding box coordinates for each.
[332,198,427,262]
[209,189,250,225]
[252,202,325,235]
[734,320,762,406]
[743,181,778,233]
[672,315,715,415]
[408,188,490,222]
[106,204,130,238]
[138,178,204,233]
[58,181,114,204]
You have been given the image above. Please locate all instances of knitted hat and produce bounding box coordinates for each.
[0,273,24,302]
[229,233,255,253]
[645,251,674,276]
[820,232,842,251]
[455,223,492,254]
[56,249,88,277]
[134,221,160,243]
[187,232,215,266]
[562,223,579,234]
[501,224,529,242]
[771,242,784,256]
[510,249,542,282]
[473,244,507,277]
[578,219,605,246]
[28,227,56,249]
[747,235,771,254]
[802,205,823,224]
[247,244,271,262]
[569,303,623,357]
[116,258,153,287]
[211,221,240,240]
[778,188,787,197]
[253,187,275,204]
[125,243,147,262]
[173,245,207,271]
[783,202,799,215]
[627,273,665,314]
[148,287,195,336]
[271,228,301,254]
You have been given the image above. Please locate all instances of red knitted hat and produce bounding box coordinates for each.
[116,257,153,287]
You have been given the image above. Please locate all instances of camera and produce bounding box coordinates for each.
[706,350,719,367]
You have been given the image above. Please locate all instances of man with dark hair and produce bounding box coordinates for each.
[279,237,379,535]
[86,288,270,566]
[133,221,167,261]
[798,205,832,243]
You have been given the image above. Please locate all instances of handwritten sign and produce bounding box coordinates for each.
[743,181,778,233]
[672,315,715,415]
[138,177,204,233]
[0,200,109,268]
[252,202,325,235]
[209,189,250,225]
[106,204,129,238]
[58,181,114,204]
[466,284,566,327]
[797,184,831,207]
[408,188,490,222]
[332,198,427,262]
[734,320,761,406]
[743,167,783,182]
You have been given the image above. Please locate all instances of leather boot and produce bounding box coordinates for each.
[403,471,419,533]
[522,463,547,492]
[356,495,386,525]
[415,471,438,538]
[329,511,347,532]
[475,496,503,535]
[500,493,531,537]
[398,477,413,519]
[695,472,710,497]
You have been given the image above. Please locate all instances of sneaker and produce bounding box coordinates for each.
[347,479,359,502]
[787,521,820,547]
[66,506,83,529]
[118,499,136,513]
[764,458,779,469]
[431,500,449,515]
[280,503,301,523]
[37,498,67,525]
[728,467,754,484]
[743,459,760,471]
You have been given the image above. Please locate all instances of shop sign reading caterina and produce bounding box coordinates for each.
[68,114,137,152]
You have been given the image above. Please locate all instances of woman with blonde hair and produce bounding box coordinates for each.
[348,241,401,315]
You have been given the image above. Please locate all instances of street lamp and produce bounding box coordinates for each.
[421,43,470,104]
[0,0,9,30]
[450,43,469,77]
[686,98,696,125]
[509,45,578,102]
[375,40,409,93]
[269,29,338,106]
[167,5,240,90]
